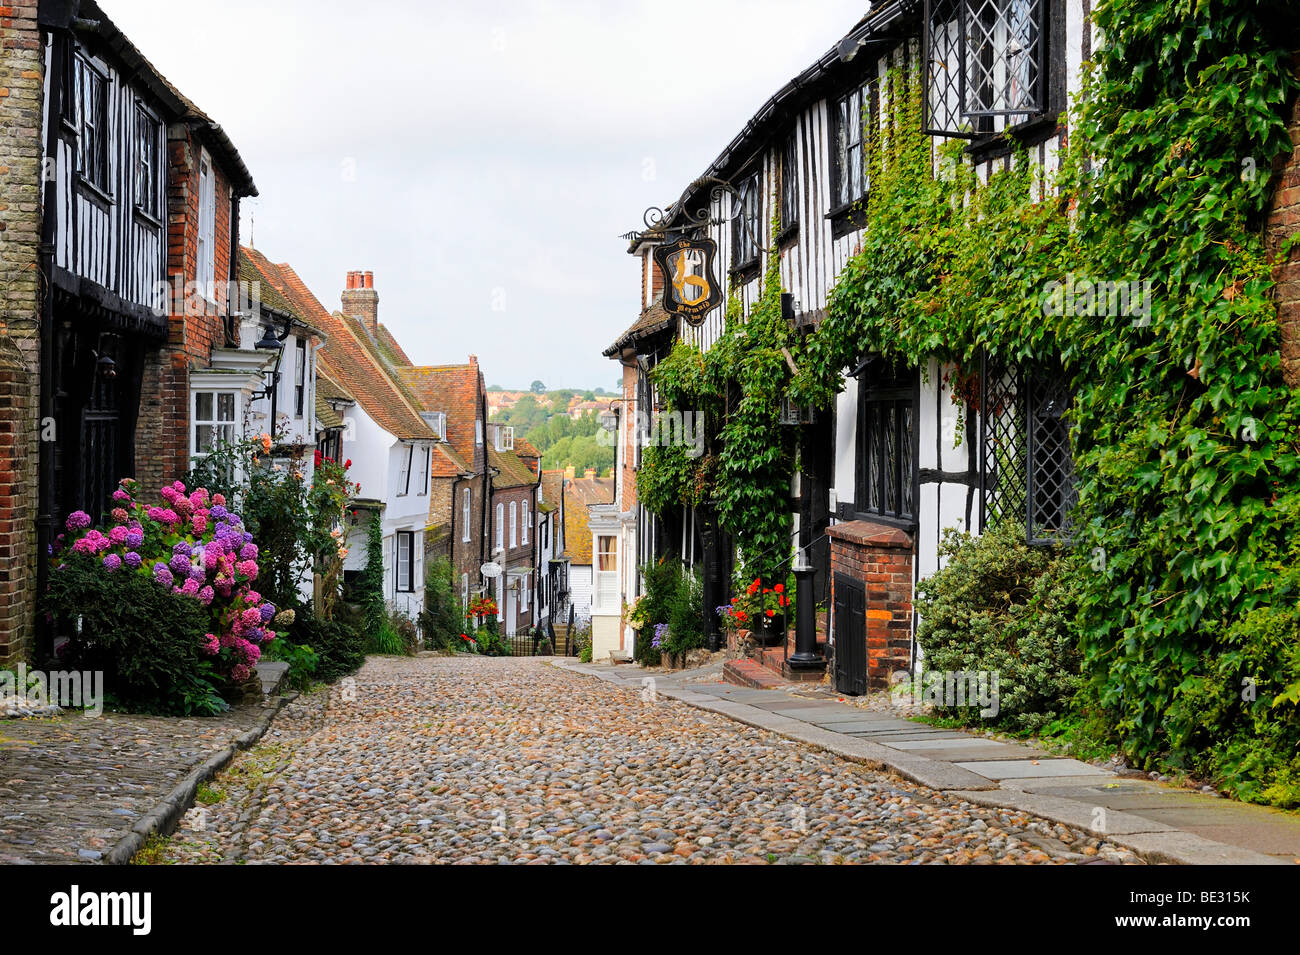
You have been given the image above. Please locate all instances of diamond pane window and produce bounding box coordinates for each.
[961,0,1044,117]
[1026,371,1076,543]
[925,0,1046,136]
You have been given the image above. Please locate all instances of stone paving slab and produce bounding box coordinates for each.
[811,719,924,734]
[888,742,1052,762]
[955,759,1110,780]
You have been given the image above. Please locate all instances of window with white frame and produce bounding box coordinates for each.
[595,535,618,610]
[461,488,472,542]
[395,530,416,592]
[397,444,413,495]
[494,425,514,451]
[475,419,483,445]
[732,170,761,268]
[193,391,236,458]
[522,573,530,612]
[294,338,307,418]
[461,573,469,612]
[196,152,216,295]
[521,501,529,545]
[509,501,517,548]
[415,446,430,497]
[495,502,504,551]
[422,412,447,441]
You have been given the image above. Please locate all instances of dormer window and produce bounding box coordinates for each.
[422,411,447,441]
[493,425,514,452]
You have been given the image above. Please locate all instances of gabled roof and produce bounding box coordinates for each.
[399,362,483,463]
[376,326,414,367]
[562,476,614,565]
[241,247,434,442]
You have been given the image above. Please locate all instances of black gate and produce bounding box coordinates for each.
[833,572,866,696]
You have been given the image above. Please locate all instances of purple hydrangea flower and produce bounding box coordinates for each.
[198,585,215,606]
[152,562,173,588]
[124,551,143,570]
[65,511,92,532]
[169,553,192,577]
[125,529,144,549]
[102,554,122,572]
[172,541,192,557]
[259,602,276,623]
[210,505,228,521]
[240,543,259,561]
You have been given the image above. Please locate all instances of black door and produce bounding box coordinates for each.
[833,572,866,696]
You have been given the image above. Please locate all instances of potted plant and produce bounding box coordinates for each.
[727,578,789,647]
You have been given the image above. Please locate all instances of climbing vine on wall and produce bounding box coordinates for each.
[640,216,799,585]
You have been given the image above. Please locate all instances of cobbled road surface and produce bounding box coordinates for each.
[152,656,1141,865]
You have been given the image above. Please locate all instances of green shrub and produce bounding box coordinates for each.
[262,635,319,691]
[914,524,1083,732]
[419,556,461,650]
[663,566,705,655]
[290,612,365,683]
[44,554,226,715]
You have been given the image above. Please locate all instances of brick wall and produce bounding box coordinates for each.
[1268,51,1300,388]
[0,1,44,661]
[340,271,378,340]
[137,129,235,490]
[827,520,914,690]
[449,478,485,605]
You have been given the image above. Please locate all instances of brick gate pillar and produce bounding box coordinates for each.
[827,520,914,690]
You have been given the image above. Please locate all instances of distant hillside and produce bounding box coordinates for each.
[489,388,615,475]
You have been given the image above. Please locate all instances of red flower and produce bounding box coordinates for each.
[779,596,788,608]
[765,609,775,618]
[345,459,352,469]
[314,449,323,468]
[774,583,784,594]
[747,579,760,596]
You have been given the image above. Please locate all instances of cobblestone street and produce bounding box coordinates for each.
[151,656,1141,865]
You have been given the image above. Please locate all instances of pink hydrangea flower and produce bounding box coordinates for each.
[235,559,258,579]
[200,633,220,656]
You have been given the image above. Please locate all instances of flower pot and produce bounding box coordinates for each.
[753,614,785,647]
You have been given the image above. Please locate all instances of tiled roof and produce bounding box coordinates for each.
[540,469,564,514]
[431,444,465,479]
[399,363,482,463]
[562,476,614,565]
[515,437,541,459]
[315,394,343,430]
[238,250,322,336]
[316,370,355,404]
[603,296,675,356]
[376,326,414,367]
[490,446,537,490]
[241,247,434,442]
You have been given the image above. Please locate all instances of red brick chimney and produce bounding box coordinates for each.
[341,270,379,340]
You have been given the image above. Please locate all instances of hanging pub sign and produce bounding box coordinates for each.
[654,237,722,325]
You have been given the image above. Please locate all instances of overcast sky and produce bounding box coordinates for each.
[108,0,867,390]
